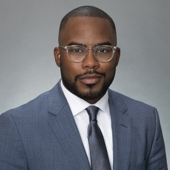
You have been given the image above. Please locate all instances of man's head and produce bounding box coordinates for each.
[58,6,117,44]
[54,6,120,104]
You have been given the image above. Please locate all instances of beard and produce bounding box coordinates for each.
[60,65,115,101]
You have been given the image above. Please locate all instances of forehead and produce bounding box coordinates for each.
[59,17,116,46]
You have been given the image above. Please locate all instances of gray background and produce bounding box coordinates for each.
[0,0,169,167]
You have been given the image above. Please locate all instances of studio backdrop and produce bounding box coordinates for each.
[0,0,169,168]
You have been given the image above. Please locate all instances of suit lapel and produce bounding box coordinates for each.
[47,82,90,170]
[109,90,132,170]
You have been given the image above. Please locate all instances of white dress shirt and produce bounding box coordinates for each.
[61,81,113,169]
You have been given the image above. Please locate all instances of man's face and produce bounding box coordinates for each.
[54,17,120,104]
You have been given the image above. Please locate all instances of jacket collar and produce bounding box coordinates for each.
[108,89,131,170]
[47,82,131,170]
[48,81,91,170]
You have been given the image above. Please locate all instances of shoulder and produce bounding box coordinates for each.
[0,82,62,119]
[2,90,48,115]
[109,89,155,109]
[108,89,162,141]
[108,89,158,120]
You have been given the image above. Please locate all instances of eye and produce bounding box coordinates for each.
[99,49,107,53]
[73,48,83,53]
[68,46,85,54]
[97,47,112,53]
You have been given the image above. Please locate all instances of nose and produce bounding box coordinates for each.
[82,49,99,69]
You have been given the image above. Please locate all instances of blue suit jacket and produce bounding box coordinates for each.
[0,82,167,170]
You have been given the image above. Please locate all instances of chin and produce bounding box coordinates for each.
[75,86,106,101]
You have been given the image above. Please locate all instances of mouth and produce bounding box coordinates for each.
[78,74,103,85]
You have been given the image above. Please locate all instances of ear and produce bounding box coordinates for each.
[54,47,61,67]
[115,47,121,66]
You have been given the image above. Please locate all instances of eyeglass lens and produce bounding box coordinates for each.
[67,45,114,62]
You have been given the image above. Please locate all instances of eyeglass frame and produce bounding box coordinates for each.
[58,44,117,63]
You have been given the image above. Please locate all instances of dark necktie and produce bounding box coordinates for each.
[86,106,111,170]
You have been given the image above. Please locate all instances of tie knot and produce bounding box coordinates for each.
[86,106,99,121]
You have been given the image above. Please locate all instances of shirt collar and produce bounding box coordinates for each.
[61,80,109,116]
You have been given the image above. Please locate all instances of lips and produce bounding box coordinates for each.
[78,74,103,85]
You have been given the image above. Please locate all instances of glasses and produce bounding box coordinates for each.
[59,45,117,63]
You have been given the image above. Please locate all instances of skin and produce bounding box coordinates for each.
[54,17,120,104]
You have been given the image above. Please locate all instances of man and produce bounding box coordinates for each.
[0,6,167,170]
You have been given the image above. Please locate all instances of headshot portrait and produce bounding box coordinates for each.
[0,1,169,170]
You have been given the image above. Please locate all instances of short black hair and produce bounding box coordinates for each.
[59,6,117,43]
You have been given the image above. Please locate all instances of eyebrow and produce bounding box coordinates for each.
[67,41,112,47]
[95,42,112,46]
[68,42,86,46]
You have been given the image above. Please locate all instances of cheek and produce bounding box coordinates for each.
[103,63,115,75]
[61,58,82,79]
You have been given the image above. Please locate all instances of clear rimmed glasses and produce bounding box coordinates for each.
[59,45,117,63]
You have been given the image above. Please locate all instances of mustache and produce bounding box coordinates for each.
[75,70,106,81]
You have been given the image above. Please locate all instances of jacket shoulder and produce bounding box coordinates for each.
[1,90,49,118]
[109,89,155,109]
[1,82,64,118]
[108,89,157,120]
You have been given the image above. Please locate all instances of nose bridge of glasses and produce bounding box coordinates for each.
[82,47,99,67]
[85,46,96,56]
[82,46,98,64]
